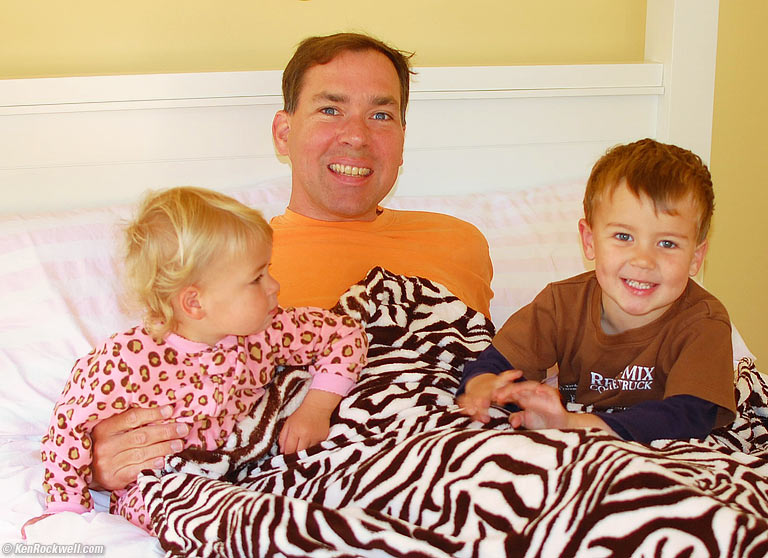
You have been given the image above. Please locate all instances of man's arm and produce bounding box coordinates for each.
[90,406,188,490]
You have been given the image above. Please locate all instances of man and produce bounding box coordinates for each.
[89,33,493,490]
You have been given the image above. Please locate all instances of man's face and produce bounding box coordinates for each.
[272,49,406,222]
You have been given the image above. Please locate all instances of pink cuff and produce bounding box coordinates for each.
[308,373,356,396]
[45,501,90,515]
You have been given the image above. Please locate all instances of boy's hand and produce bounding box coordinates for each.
[499,381,618,435]
[497,380,569,429]
[457,370,524,423]
[278,390,342,454]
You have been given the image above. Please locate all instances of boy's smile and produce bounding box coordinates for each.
[579,181,708,334]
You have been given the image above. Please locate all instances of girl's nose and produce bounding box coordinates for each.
[266,272,280,296]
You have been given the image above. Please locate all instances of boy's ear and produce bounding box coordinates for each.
[177,285,205,320]
[578,218,596,261]
[272,110,291,156]
[689,239,709,276]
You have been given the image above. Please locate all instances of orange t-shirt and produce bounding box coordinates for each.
[269,208,493,316]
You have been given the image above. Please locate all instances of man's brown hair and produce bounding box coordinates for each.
[584,138,714,243]
[282,32,414,124]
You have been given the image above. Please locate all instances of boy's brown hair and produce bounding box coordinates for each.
[583,138,714,243]
[282,32,415,124]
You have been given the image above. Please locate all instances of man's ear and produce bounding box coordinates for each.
[578,218,596,261]
[272,110,291,156]
[177,285,205,320]
[689,239,709,276]
[400,123,406,166]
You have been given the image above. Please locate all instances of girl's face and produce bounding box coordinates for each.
[193,241,280,346]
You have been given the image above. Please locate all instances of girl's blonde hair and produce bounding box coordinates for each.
[123,186,272,340]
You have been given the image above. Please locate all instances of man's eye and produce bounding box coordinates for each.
[372,112,391,121]
[321,107,339,116]
[615,233,632,241]
[659,240,677,249]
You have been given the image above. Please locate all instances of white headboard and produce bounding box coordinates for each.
[0,0,718,214]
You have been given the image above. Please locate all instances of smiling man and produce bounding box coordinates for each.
[88,33,494,490]
[273,48,405,222]
[268,33,493,313]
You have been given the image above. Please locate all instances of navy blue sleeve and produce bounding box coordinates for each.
[457,344,515,396]
[595,394,719,443]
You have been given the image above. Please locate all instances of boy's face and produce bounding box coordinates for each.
[579,180,708,334]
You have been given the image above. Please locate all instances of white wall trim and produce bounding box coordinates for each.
[645,0,719,163]
[0,64,663,115]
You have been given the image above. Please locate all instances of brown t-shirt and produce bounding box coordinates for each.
[492,271,736,427]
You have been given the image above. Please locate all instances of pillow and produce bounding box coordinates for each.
[387,182,754,363]
[0,178,753,436]
[0,179,292,436]
[388,181,588,325]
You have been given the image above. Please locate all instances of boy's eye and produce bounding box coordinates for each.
[372,112,391,121]
[658,240,677,249]
[320,107,339,116]
[252,274,263,284]
[614,233,632,242]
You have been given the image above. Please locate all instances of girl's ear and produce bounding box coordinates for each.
[578,218,596,261]
[177,285,205,320]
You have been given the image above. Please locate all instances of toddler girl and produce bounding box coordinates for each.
[26,186,367,534]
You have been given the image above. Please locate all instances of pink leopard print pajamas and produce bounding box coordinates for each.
[41,307,367,532]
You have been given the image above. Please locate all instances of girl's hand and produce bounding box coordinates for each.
[278,390,342,454]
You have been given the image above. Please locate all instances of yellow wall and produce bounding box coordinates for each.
[0,1,645,78]
[708,1,768,366]
[2,1,762,365]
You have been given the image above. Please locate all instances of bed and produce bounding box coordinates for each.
[3,3,767,557]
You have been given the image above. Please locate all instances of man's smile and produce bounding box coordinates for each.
[328,163,373,177]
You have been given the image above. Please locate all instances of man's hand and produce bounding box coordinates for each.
[457,369,524,423]
[278,390,342,454]
[90,406,189,491]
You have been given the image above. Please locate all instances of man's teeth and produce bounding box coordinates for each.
[626,279,654,290]
[329,163,372,177]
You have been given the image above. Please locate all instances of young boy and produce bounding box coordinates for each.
[457,139,736,443]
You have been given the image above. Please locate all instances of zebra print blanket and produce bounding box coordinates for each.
[138,267,768,558]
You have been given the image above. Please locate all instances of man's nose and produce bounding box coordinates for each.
[338,115,368,147]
